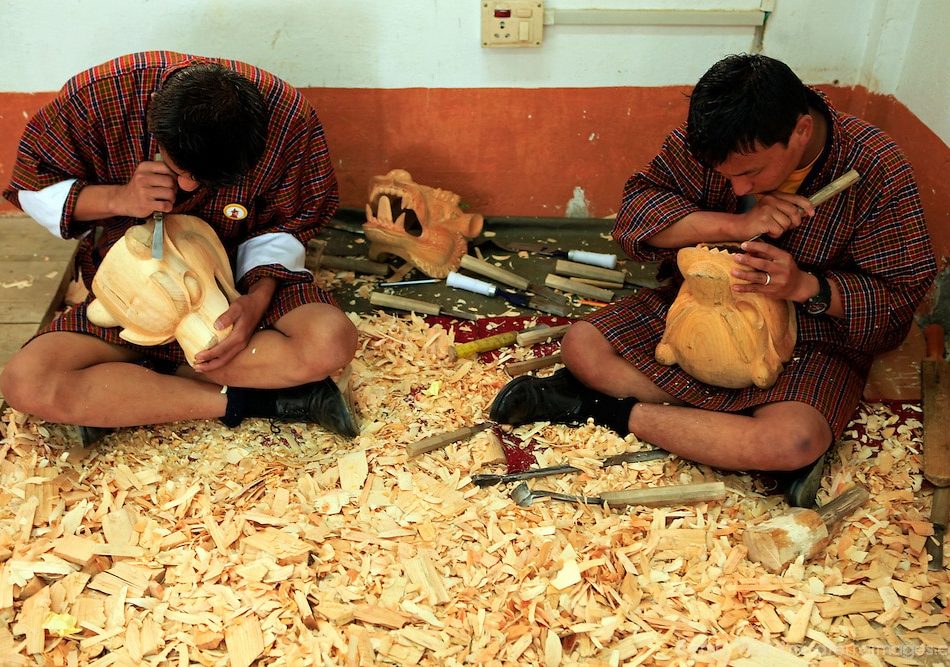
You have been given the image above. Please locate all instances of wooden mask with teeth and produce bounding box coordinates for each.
[655,243,797,389]
[363,169,483,277]
[87,215,240,367]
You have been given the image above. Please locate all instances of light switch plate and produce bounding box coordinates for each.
[481,1,543,48]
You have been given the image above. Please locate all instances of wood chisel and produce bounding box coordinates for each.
[407,422,494,458]
[501,242,617,269]
[369,291,478,321]
[447,271,568,316]
[747,169,861,243]
[471,447,670,486]
[151,153,164,260]
[459,254,566,305]
[510,480,726,508]
[451,323,569,360]
[922,323,950,570]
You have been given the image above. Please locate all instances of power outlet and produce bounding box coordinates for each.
[481,1,543,48]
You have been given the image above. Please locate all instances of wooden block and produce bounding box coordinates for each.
[224,615,264,667]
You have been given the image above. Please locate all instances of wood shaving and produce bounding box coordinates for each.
[0,313,947,665]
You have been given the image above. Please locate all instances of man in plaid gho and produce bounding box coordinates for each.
[490,54,935,506]
[2,52,359,440]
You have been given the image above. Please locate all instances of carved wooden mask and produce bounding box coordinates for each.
[363,169,483,277]
[655,243,797,389]
[87,214,240,367]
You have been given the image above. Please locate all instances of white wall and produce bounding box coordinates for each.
[1,0,947,142]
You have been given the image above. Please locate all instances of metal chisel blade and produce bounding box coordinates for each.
[151,152,164,259]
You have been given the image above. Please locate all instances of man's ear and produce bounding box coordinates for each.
[793,113,813,146]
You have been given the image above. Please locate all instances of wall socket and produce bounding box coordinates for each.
[481,1,543,48]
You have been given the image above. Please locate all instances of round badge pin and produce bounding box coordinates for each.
[223,203,248,220]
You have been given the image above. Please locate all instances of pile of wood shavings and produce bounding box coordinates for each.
[1,312,948,666]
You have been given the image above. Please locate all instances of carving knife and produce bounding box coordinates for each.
[151,153,165,260]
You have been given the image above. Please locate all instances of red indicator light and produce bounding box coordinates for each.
[494,9,511,17]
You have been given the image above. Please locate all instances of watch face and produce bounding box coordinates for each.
[804,299,828,316]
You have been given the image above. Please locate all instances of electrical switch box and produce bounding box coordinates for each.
[481,1,543,48]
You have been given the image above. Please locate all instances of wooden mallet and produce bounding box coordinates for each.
[743,485,869,572]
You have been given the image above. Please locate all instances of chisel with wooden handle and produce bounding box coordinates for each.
[471,447,670,487]
[369,292,477,321]
[922,323,950,570]
[510,481,725,508]
[407,422,493,458]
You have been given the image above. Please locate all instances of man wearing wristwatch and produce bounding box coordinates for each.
[488,54,936,507]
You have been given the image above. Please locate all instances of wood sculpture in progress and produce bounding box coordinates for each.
[655,243,797,389]
[363,169,483,278]
[87,215,240,367]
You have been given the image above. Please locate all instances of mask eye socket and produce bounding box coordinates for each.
[184,273,203,305]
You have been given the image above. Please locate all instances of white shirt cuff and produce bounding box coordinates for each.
[18,180,77,238]
[235,232,309,282]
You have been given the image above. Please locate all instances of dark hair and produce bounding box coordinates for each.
[148,63,267,187]
[686,54,809,168]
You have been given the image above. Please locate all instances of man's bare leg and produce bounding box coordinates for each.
[559,321,831,471]
[0,303,358,429]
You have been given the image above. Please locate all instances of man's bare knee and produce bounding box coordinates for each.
[292,309,358,381]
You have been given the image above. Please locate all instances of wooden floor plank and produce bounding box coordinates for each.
[0,215,77,405]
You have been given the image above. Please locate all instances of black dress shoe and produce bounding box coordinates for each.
[78,425,115,447]
[489,369,586,426]
[272,379,359,438]
[784,453,827,508]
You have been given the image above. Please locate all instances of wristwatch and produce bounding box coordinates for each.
[803,273,831,316]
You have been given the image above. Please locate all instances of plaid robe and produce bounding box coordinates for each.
[3,52,338,364]
[585,90,936,439]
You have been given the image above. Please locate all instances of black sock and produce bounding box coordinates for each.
[222,386,278,427]
[585,395,636,436]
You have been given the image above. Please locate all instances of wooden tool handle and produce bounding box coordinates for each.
[460,255,531,291]
[407,423,491,458]
[545,274,615,302]
[555,259,626,285]
[922,323,950,486]
[925,323,946,360]
[369,292,441,316]
[515,324,570,347]
[808,169,860,206]
[598,481,725,508]
[816,485,870,526]
[452,331,519,359]
[505,352,562,377]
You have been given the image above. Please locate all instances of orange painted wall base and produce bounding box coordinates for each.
[2,85,948,257]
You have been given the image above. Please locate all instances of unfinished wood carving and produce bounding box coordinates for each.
[87,214,241,366]
[363,169,483,278]
[655,243,797,389]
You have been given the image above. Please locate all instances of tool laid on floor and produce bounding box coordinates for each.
[544,274,615,303]
[151,153,165,260]
[498,242,617,269]
[922,323,950,570]
[459,254,566,305]
[471,448,670,487]
[743,484,870,572]
[505,352,562,377]
[369,292,478,321]
[747,169,861,243]
[510,480,726,508]
[447,271,568,316]
[451,323,569,360]
[407,422,494,458]
[554,259,656,290]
